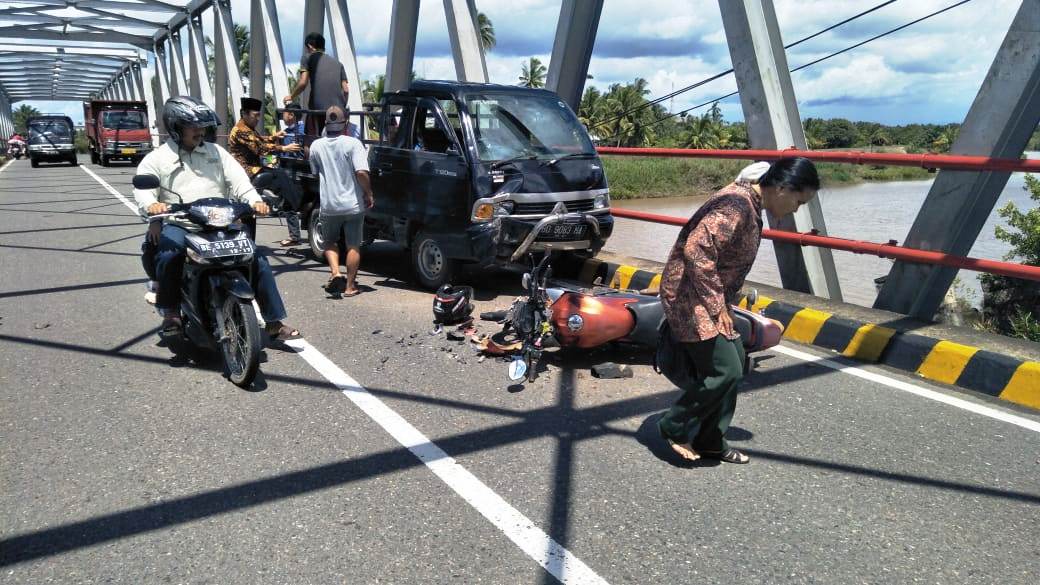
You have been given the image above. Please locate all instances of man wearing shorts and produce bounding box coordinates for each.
[309,105,373,297]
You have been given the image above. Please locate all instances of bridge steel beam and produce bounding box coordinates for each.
[153,40,173,134]
[304,0,325,39]
[249,0,266,106]
[718,0,843,301]
[386,0,420,93]
[444,0,488,83]
[326,0,364,115]
[875,0,1040,319]
[213,0,245,143]
[187,13,216,110]
[258,0,290,129]
[168,30,190,98]
[546,0,603,112]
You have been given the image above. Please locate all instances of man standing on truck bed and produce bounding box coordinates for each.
[228,97,303,237]
[283,32,350,137]
[309,106,373,298]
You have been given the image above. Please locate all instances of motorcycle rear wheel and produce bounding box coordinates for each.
[220,297,261,388]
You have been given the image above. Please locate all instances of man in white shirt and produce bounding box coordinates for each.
[308,105,373,297]
[134,96,299,339]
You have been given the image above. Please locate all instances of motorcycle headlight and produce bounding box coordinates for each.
[593,192,610,209]
[185,247,210,264]
[193,205,235,228]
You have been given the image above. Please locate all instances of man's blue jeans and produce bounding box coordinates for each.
[154,224,288,323]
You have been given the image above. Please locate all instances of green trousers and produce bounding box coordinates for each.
[657,334,746,453]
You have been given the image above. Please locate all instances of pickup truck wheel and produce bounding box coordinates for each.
[90,151,99,165]
[308,208,326,261]
[411,232,457,290]
[68,155,77,166]
[30,158,38,168]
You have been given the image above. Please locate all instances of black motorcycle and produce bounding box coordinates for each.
[133,174,264,387]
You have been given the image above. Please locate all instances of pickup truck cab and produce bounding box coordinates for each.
[26,115,77,168]
[294,81,612,288]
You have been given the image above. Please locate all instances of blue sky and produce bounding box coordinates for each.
[13,0,1024,128]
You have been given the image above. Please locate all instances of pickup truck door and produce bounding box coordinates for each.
[404,97,470,226]
[370,97,417,218]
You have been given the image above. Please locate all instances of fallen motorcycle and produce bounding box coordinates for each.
[500,242,783,383]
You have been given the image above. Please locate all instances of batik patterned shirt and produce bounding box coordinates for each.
[660,181,763,342]
[227,119,283,177]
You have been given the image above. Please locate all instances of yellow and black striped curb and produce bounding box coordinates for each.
[573,258,1040,411]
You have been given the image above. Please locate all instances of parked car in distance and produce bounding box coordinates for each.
[27,115,77,168]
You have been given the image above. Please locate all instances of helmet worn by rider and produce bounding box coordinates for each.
[163,96,219,144]
[432,285,474,324]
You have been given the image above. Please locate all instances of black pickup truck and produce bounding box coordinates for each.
[281,81,613,288]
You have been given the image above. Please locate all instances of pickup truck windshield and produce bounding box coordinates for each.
[466,94,595,163]
[29,121,72,143]
[102,111,146,130]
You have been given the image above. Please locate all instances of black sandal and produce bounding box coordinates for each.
[700,448,750,464]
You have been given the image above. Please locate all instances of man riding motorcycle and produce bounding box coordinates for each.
[133,96,300,340]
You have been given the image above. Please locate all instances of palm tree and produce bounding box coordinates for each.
[13,104,40,133]
[205,23,251,82]
[477,12,495,52]
[518,57,546,88]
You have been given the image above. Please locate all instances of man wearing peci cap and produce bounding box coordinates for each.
[228,97,304,241]
[309,105,374,298]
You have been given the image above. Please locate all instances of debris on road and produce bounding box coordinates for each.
[591,362,634,379]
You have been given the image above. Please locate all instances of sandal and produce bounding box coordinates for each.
[666,438,700,463]
[265,322,302,341]
[700,448,750,464]
[279,238,300,247]
[325,275,347,295]
[161,316,182,334]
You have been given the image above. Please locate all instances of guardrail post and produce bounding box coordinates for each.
[386,0,419,93]
[875,0,1040,319]
[444,0,488,83]
[546,0,603,112]
[325,0,364,116]
[186,13,216,110]
[719,0,843,301]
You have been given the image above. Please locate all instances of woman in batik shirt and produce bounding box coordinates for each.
[658,157,820,465]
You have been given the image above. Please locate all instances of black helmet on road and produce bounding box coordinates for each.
[163,96,219,143]
[433,285,474,324]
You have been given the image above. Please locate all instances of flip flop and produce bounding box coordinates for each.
[700,448,750,464]
[325,275,347,295]
[279,238,300,247]
[266,323,302,341]
[343,289,361,297]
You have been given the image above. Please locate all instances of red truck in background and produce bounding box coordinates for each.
[83,100,154,166]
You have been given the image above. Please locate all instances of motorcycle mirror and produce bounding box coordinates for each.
[507,356,527,381]
[746,289,759,309]
[132,174,161,190]
[522,273,531,291]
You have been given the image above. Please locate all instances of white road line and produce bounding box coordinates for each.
[286,338,610,585]
[79,164,142,216]
[773,344,1040,433]
[0,159,13,175]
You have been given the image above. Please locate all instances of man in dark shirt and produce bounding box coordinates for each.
[283,32,350,136]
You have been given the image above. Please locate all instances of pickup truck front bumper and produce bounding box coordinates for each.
[462,211,614,266]
[28,145,75,159]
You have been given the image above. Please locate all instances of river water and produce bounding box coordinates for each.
[605,156,1037,308]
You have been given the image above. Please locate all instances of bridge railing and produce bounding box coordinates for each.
[600,147,1039,283]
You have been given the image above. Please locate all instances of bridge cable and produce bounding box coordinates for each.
[586,0,901,133]
[596,0,975,143]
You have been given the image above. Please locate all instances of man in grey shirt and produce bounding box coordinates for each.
[309,106,374,298]
[284,32,350,137]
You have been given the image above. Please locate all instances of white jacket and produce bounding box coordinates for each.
[133,139,262,230]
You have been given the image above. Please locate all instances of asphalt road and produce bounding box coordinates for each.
[1,155,1037,584]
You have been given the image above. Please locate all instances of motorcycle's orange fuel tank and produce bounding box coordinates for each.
[551,292,637,348]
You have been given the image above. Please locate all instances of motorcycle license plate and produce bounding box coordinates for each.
[539,223,588,240]
[120,148,137,154]
[196,238,254,258]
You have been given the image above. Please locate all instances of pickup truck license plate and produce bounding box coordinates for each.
[120,148,137,155]
[539,223,588,240]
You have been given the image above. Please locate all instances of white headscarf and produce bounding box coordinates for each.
[736,161,770,183]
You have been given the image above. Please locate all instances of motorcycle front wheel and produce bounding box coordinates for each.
[220,297,261,388]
